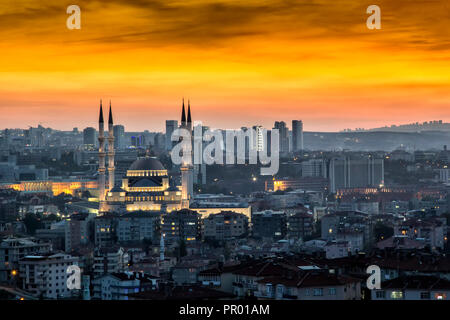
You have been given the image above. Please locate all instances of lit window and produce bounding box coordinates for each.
[390,291,403,299]
[435,293,447,300]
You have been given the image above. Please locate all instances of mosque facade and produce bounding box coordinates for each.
[97,100,193,214]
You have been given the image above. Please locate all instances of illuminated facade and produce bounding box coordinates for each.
[1,180,98,196]
[189,203,252,222]
[104,157,184,212]
[266,177,329,192]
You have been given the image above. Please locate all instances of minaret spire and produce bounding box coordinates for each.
[187,100,192,125]
[181,98,186,127]
[99,100,104,123]
[108,100,113,125]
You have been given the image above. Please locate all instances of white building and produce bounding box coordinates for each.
[18,253,79,299]
[325,241,351,259]
[336,232,364,253]
[93,247,129,277]
[92,271,158,300]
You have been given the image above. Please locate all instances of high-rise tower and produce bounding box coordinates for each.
[98,100,106,208]
[292,120,303,152]
[107,101,115,190]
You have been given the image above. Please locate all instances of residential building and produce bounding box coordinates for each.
[255,270,362,300]
[161,209,200,245]
[394,218,445,250]
[286,212,313,240]
[92,271,158,300]
[116,211,160,243]
[252,210,286,240]
[329,156,384,193]
[0,237,52,283]
[65,212,95,252]
[93,247,129,277]
[372,276,450,300]
[18,252,79,299]
[203,211,249,241]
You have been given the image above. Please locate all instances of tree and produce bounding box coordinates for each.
[23,213,42,235]
[374,222,394,242]
[177,240,187,258]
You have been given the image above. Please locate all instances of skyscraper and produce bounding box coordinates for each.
[165,120,178,151]
[273,121,289,154]
[113,124,125,149]
[292,120,303,152]
[252,125,264,152]
[83,127,96,150]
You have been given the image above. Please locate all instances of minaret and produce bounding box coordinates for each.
[107,101,115,190]
[98,100,106,208]
[159,233,165,262]
[187,100,192,131]
[180,99,193,207]
[181,98,186,128]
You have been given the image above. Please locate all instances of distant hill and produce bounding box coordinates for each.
[304,130,450,151]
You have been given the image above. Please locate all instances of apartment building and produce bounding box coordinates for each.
[255,270,362,300]
[394,218,445,250]
[372,276,450,300]
[0,237,52,283]
[92,271,158,300]
[18,252,79,299]
[203,211,249,241]
[93,247,129,277]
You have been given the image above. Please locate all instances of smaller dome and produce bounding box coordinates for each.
[129,157,166,171]
[167,185,179,192]
[109,186,126,193]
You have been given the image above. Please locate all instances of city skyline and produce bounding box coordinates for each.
[2,107,450,134]
[2,0,450,305]
[0,0,449,131]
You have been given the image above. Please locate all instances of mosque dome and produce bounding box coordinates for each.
[129,157,166,171]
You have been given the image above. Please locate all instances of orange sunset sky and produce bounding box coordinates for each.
[0,0,449,132]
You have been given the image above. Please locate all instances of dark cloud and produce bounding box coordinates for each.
[0,0,448,51]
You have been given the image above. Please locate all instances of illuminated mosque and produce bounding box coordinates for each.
[97,100,193,214]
